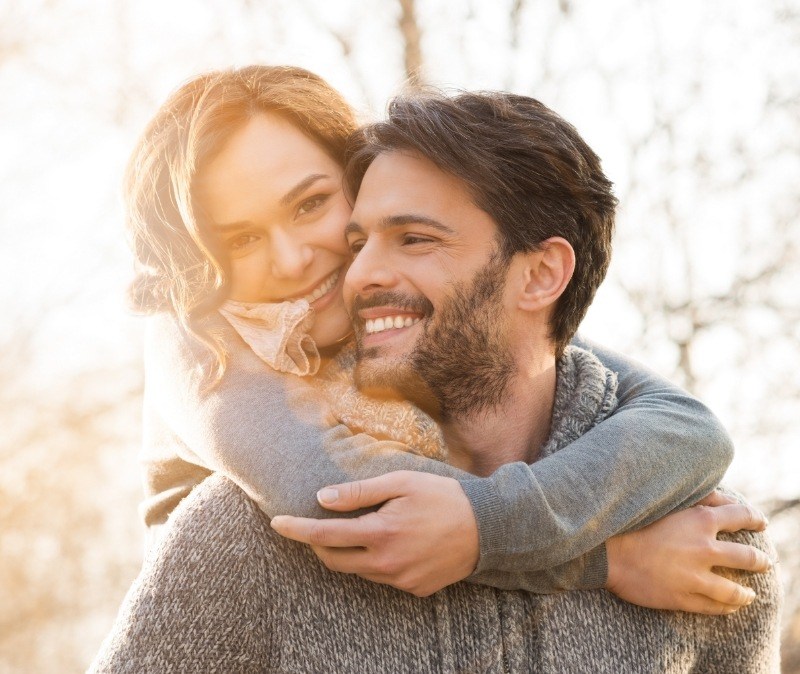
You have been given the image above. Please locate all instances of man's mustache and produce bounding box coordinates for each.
[350,292,434,321]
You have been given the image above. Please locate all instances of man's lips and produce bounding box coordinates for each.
[352,293,433,339]
[363,313,423,335]
[357,307,425,320]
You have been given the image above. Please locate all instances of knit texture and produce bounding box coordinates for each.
[140,310,733,591]
[315,342,447,461]
[91,346,781,673]
[91,477,781,674]
[221,297,449,460]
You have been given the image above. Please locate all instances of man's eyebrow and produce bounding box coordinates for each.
[344,221,364,238]
[344,214,455,237]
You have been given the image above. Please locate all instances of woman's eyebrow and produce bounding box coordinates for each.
[210,220,251,233]
[279,173,330,206]
[211,173,332,232]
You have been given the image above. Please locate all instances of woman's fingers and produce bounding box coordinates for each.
[703,502,768,533]
[271,512,383,548]
[696,573,757,608]
[696,490,737,508]
[310,546,374,575]
[315,471,418,511]
[683,595,742,616]
[712,540,773,573]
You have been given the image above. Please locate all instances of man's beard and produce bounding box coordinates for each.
[353,253,516,421]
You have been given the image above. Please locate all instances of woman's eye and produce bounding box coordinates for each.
[297,194,328,217]
[228,234,259,251]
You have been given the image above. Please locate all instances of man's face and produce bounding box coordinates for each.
[343,151,516,419]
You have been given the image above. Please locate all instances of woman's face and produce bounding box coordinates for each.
[196,113,353,347]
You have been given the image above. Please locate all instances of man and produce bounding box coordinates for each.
[91,92,780,673]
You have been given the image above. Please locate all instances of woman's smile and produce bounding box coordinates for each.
[196,112,354,347]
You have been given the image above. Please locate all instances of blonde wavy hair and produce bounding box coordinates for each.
[124,65,358,380]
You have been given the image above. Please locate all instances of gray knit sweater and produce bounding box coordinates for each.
[91,347,781,673]
[141,313,734,591]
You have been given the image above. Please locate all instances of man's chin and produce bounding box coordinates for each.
[353,357,405,401]
[354,358,441,417]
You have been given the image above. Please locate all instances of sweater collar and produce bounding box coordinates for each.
[539,345,619,460]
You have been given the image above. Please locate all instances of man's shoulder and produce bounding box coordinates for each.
[157,474,281,556]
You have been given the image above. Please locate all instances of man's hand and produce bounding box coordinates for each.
[605,491,773,615]
[270,471,479,597]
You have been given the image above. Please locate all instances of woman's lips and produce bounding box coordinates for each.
[300,268,340,305]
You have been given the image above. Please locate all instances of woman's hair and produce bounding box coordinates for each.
[124,65,357,379]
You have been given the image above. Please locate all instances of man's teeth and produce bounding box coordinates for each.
[302,270,339,304]
[365,315,421,335]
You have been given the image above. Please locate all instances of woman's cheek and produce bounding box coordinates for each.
[325,200,355,254]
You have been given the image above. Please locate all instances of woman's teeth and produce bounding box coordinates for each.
[302,270,339,304]
[365,315,421,335]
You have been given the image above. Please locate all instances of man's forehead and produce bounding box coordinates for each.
[351,151,476,229]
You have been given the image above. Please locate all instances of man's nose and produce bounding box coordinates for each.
[269,228,313,279]
[344,239,399,296]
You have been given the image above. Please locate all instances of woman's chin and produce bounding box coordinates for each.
[310,312,353,348]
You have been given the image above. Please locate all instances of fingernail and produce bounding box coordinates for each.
[270,516,287,529]
[744,589,756,604]
[317,488,339,505]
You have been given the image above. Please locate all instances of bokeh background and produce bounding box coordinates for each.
[1,0,798,671]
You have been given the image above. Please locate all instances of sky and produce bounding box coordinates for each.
[1,0,798,495]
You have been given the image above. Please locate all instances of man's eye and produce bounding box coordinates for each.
[348,239,365,255]
[402,234,432,245]
[297,194,328,217]
[229,234,259,250]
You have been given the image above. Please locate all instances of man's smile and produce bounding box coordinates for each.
[351,292,433,349]
[364,314,422,335]
[358,310,425,348]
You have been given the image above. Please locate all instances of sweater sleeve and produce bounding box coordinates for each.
[460,334,734,591]
[147,315,732,593]
[144,313,473,521]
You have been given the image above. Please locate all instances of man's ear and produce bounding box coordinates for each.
[516,237,575,312]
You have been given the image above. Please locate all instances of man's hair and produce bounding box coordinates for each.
[344,91,618,356]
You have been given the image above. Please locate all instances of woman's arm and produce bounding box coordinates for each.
[148,315,734,595]
[460,334,733,587]
[144,313,472,520]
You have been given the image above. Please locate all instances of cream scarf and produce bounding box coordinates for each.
[219,300,447,461]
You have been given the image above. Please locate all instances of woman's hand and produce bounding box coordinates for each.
[605,491,772,614]
[270,471,479,597]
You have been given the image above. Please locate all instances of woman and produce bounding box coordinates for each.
[127,65,747,604]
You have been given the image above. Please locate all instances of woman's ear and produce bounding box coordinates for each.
[517,237,575,312]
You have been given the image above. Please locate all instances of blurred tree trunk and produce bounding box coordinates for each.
[398,0,424,86]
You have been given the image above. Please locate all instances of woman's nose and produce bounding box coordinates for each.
[269,228,313,279]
